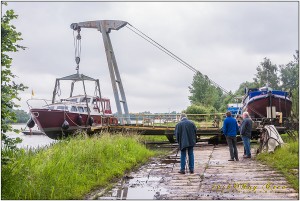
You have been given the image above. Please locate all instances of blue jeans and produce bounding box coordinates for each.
[242,136,251,156]
[180,147,194,172]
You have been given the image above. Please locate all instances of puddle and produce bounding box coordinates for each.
[125,177,168,199]
[97,153,175,200]
[99,176,168,200]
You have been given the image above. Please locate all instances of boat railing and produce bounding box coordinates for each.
[115,113,226,129]
[26,98,52,110]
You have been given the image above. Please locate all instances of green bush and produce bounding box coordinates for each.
[184,104,205,114]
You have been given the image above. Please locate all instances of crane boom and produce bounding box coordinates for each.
[71,20,127,32]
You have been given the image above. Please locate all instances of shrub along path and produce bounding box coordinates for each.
[95,143,298,200]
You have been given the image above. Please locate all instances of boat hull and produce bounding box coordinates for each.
[22,130,45,135]
[243,94,292,119]
[30,109,118,139]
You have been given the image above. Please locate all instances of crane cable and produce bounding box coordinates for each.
[126,23,231,96]
[73,27,82,74]
[125,25,196,73]
[126,23,267,119]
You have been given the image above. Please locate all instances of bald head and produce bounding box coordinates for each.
[243,112,250,118]
[180,113,187,120]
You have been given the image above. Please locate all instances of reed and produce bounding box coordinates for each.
[1,132,156,200]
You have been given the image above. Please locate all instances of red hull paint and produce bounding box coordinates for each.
[244,95,292,119]
[30,109,117,139]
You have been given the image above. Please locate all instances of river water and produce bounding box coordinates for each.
[5,124,57,149]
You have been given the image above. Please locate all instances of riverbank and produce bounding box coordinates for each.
[1,132,162,200]
[256,133,299,191]
[5,123,56,149]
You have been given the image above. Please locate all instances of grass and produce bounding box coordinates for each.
[256,133,299,191]
[138,135,169,142]
[1,132,158,200]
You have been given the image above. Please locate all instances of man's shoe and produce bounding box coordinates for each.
[236,158,239,161]
[190,170,194,174]
[178,170,185,174]
[243,155,251,158]
[228,159,234,161]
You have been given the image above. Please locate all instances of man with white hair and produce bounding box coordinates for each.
[174,113,197,174]
[240,112,253,158]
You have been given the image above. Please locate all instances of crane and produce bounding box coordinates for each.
[70,20,131,125]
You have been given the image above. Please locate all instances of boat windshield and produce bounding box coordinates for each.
[57,105,68,111]
[71,106,78,112]
[84,107,90,112]
[259,86,273,91]
[81,97,91,103]
[68,98,78,102]
[78,106,84,113]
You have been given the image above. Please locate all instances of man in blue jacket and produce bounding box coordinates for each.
[223,111,239,161]
[174,113,197,174]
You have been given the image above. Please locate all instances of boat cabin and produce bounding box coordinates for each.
[46,95,112,115]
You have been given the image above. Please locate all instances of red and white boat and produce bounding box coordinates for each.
[26,73,118,139]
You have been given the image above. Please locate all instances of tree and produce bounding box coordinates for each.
[184,104,215,114]
[291,79,299,119]
[253,57,280,89]
[234,81,259,96]
[1,3,27,161]
[188,72,223,111]
[280,51,299,119]
[218,93,235,112]
[280,50,299,92]
[4,109,30,123]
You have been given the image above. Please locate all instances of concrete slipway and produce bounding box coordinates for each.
[87,143,298,200]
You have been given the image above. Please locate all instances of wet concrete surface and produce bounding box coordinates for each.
[90,143,298,200]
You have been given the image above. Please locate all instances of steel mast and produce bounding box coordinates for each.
[70,20,131,125]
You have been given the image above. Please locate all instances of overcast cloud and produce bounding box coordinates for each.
[4,2,298,113]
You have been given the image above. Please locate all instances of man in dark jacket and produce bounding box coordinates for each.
[223,111,239,161]
[239,112,253,158]
[174,113,197,174]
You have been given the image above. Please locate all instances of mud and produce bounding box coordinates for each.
[90,143,298,200]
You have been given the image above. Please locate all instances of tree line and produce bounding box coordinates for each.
[4,109,30,124]
[186,53,299,119]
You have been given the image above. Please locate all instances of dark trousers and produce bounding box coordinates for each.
[225,136,239,160]
[180,147,194,172]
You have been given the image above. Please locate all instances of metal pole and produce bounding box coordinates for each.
[106,34,131,124]
[82,78,91,126]
[52,79,58,104]
[99,24,124,124]
[70,81,75,97]
[172,147,180,172]
[96,79,105,115]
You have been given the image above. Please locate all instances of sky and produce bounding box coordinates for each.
[4,1,299,113]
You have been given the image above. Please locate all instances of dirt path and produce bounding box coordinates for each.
[93,143,298,200]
